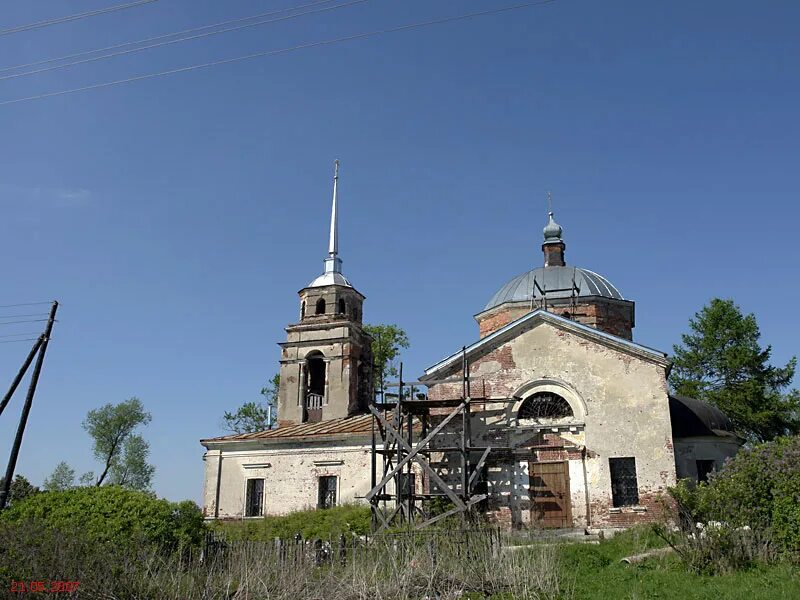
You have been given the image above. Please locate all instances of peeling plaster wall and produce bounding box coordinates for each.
[203,441,372,518]
[673,437,742,481]
[428,320,676,529]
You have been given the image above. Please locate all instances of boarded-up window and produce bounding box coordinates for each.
[245,478,264,517]
[609,457,639,507]
[318,475,337,509]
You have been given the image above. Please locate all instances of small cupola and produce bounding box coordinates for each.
[542,212,566,267]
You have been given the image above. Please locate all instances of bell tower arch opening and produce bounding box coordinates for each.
[304,352,326,423]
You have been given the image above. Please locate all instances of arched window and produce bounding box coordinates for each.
[301,301,306,319]
[518,392,573,421]
[315,298,326,315]
[338,299,346,314]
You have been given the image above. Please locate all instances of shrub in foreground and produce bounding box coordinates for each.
[0,485,205,549]
[671,435,800,556]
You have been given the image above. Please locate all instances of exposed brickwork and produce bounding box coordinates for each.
[589,491,674,527]
[476,297,635,340]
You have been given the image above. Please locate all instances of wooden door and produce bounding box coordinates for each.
[529,461,572,528]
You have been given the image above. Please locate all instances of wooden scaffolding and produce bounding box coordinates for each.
[367,351,495,531]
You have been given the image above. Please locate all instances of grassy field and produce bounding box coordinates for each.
[558,528,800,600]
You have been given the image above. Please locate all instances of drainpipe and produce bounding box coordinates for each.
[214,452,222,519]
[581,446,591,528]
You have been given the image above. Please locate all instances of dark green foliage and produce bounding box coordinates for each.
[363,324,409,389]
[222,374,278,434]
[211,504,371,541]
[83,397,155,488]
[670,298,799,441]
[0,485,206,549]
[0,474,39,506]
[670,435,800,556]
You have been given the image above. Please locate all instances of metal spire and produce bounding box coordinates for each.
[324,159,343,275]
[328,159,339,257]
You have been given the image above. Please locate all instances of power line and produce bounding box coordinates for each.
[0,332,43,339]
[0,313,48,319]
[0,338,42,344]
[0,301,54,308]
[0,0,559,107]
[0,0,368,82]
[0,0,334,74]
[0,0,158,38]
[0,319,49,326]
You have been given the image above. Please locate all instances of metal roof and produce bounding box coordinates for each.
[484,266,624,311]
[201,414,373,445]
[669,395,740,439]
[306,271,353,288]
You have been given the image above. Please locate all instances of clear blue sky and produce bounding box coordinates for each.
[0,0,797,503]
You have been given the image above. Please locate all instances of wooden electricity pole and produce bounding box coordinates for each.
[0,300,58,510]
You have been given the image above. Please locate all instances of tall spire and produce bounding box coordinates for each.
[323,159,343,275]
[328,159,339,258]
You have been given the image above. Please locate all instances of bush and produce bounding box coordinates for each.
[212,504,372,541]
[0,485,206,549]
[668,435,800,559]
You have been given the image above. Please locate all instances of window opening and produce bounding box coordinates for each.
[318,475,337,509]
[315,298,326,315]
[304,354,325,423]
[696,459,715,483]
[518,392,573,421]
[338,299,346,314]
[245,478,264,517]
[609,457,639,507]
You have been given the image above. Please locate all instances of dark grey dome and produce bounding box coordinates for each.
[484,266,624,311]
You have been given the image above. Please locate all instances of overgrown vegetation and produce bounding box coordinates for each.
[0,485,205,549]
[559,526,799,600]
[667,434,800,564]
[210,504,372,540]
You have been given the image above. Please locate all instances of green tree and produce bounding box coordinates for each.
[0,486,206,548]
[82,397,155,489]
[363,324,410,389]
[43,461,75,491]
[0,475,38,506]
[670,298,800,442]
[222,374,279,434]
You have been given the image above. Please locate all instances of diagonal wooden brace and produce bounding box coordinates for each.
[419,494,488,529]
[468,446,492,490]
[366,404,462,501]
[368,406,466,510]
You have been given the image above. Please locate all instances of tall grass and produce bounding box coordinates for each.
[0,521,564,600]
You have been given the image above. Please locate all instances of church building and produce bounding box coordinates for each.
[200,165,742,529]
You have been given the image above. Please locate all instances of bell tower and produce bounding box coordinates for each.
[276,161,373,426]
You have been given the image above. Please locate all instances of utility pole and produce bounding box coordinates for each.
[0,301,58,510]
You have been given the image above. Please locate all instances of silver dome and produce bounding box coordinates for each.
[484,266,623,311]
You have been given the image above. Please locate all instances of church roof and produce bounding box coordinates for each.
[201,414,374,445]
[483,266,624,312]
[669,394,741,439]
[423,309,669,378]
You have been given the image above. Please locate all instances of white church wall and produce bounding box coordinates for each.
[204,442,372,519]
